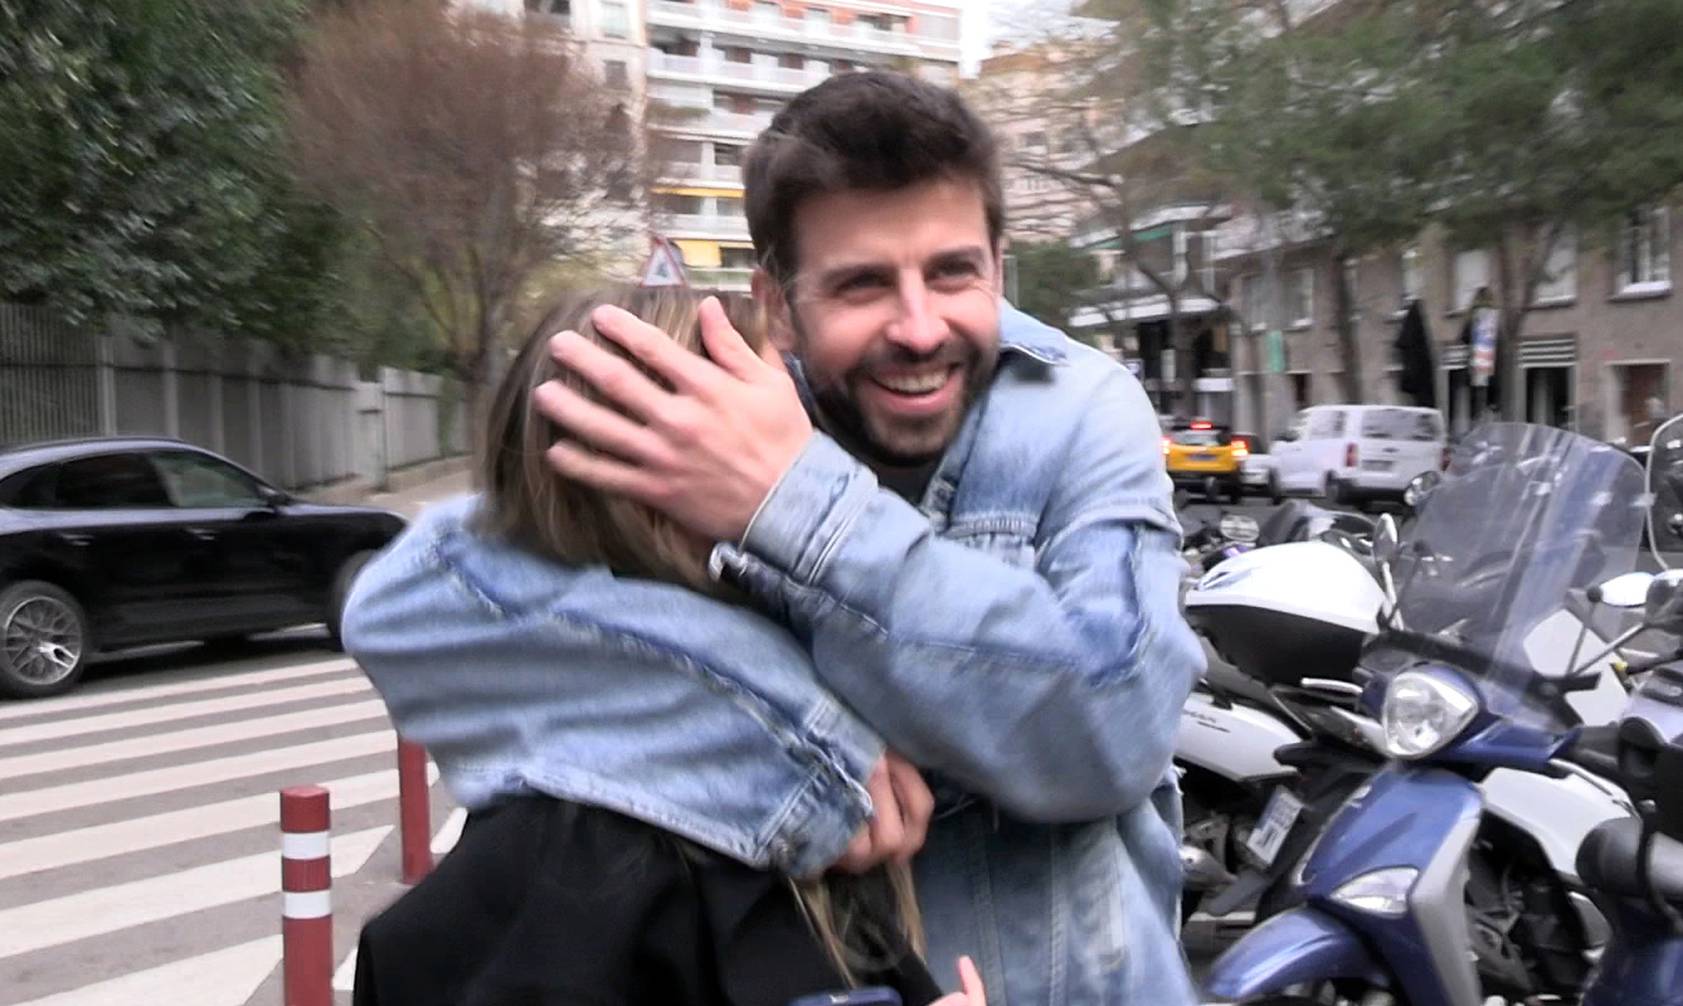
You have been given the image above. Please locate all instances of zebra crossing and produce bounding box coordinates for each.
[0,644,449,1005]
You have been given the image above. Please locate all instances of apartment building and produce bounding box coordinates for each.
[967,45,1096,242]
[1217,206,1683,445]
[643,0,965,290]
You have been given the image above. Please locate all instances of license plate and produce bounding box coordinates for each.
[1361,460,1393,471]
[1245,787,1305,867]
[1194,452,1218,462]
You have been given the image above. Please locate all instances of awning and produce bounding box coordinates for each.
[1071,295,1221,328]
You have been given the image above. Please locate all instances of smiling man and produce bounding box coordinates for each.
[534,73,1205,1004]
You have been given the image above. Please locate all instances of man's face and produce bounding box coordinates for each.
[760,178,1003,467]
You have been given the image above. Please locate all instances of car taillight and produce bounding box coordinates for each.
[1441,447,1451,470]
[1345,442,1358,468]
[1233,442,1250,459]
[1163,437,1171,457]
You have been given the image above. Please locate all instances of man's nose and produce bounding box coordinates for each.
[884,275,949,356]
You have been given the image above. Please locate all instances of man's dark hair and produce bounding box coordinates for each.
[743,71,1005,286]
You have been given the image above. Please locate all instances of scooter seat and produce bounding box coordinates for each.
[1576,817,1683,905]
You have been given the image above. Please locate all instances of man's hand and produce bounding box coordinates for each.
[831,752,933,874]
[533,297,813,543]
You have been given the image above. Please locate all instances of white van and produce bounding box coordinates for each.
[1271,405,1446,505]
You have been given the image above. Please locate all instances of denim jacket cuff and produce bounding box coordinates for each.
[771,696,885,877]
[734,432,875,585]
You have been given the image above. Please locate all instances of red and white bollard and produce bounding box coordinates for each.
[281,785,333,1006]
[397,738,433,885]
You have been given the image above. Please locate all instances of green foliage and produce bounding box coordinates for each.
[1011,241,1101,335]
[0,0,341,344]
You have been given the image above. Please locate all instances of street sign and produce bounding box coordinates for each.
[640,237,689,288]
[1265,329,1286,374]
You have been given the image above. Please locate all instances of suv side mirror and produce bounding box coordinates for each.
[258,484,291,508]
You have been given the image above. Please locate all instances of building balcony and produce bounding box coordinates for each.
[647,50,830,94]
[646,1,958,59]
[663,161,745,185]
[658,213,752,241]
[650,100,776,139]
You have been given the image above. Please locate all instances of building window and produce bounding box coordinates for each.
[1286,267,1314,328]
[1534,228,1577,304]
[599,0,629,38]
[1617,207,1671,293]
[1453,249,1490,312]
[603,60,629,90]
[525,0,570,19]
[1237,274,1264,331]
[1401,244,1422,302]
[715,196,745,218]
[1342,258,1360,324]
[714,144,744,167]
[1021,130,1048,153]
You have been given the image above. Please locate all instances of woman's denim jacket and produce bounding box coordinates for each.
[342,304,1205,1005]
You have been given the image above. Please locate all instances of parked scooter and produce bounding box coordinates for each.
[1203,421,1674,1006]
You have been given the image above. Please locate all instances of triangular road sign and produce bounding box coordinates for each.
[640,237,689,288]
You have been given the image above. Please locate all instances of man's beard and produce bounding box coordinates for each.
[800,335,995,469]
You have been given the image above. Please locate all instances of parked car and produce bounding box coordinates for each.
[0,437,405,698]
[1228,431,1282,502]
[1163,419,1248,503]
[1269,404,1447,507]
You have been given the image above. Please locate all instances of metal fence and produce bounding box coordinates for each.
[0,304,467,491]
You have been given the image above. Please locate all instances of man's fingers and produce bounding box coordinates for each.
[545,440,664,503]
[549,330,673,422]
[958,956,986,1005]
[532,381,670,466]
[885,757,932,862]
[831,826,875,875]
[865,760,907,857]
[697,296,766,380]
[589,305,719,393]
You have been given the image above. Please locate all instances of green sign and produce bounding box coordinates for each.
[1265,329,1286,374]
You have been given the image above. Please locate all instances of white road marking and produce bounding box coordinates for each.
[0,676,373,748]
[0,658,357,723]
[333,947,359,991]
[0,730,396,823]
[431,806,468,856]
[0,826,391,959]
[0,699,390,781]
[11,935,283,1006]
[0,763,433,881]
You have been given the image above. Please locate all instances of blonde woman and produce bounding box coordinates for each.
[348,287,982,1006]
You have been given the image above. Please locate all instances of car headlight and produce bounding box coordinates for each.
[1382,669,1479,759]
[1219,513,1261,543]
[1330,866,1419,917]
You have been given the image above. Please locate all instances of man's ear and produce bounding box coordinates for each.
[752,267,797,352]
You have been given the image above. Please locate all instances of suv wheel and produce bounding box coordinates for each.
[0,581,90,699]
[326,551,377,651]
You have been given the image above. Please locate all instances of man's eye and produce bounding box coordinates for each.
[837,274,888,294]
[931,262,980,285]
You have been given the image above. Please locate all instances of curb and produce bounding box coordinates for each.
[304,456,469,507]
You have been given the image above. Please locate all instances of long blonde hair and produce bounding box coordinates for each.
[479,285,924,982]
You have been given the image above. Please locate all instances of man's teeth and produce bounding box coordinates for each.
[875,371,949,394]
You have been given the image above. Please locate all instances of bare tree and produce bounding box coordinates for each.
[287,1,645,422]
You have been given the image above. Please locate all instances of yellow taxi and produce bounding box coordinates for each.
[1163,420,1249,502]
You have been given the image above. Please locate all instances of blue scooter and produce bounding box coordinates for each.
[1203,421,1683,1006]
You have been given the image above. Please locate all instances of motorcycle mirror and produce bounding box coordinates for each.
[1591,572,1657,609]
[1404,470,1441,511]
[1646,415,1683,570]
[1218,513,1261,544]
[1645,569,1683,634]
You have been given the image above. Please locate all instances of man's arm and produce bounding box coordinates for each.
[712,366,1205,822]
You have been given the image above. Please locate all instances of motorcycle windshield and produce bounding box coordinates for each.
[1377,423,1646,727]
[1649,414,1683,566]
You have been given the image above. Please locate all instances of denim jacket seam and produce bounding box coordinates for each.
[807,478,871,585]
[524,764,769,865]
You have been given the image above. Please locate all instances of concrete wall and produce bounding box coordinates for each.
[0,305,467,492]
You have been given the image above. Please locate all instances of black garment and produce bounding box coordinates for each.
[1393,300,1436,408]
[354,797,943,1006]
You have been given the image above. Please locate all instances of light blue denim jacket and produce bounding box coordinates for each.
[342,304,1204,1005]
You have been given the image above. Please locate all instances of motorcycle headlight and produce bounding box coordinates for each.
[1219,513,1261,544]
[1381,669,1479,759]
[1330,866,1419,917]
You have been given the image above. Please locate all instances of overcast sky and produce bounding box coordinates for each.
[964,0,1078,74]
